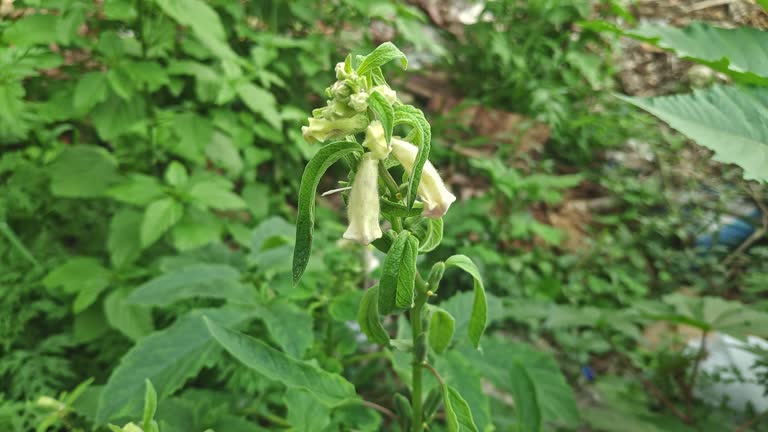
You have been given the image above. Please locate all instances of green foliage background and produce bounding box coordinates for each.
[1,0,767,431]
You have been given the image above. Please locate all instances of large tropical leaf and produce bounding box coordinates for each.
[619,85,768,183]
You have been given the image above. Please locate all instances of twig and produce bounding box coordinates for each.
[735,410,768,432]
[685,331,708,407]
[723,184,768,266]
[0,221,40,268]
[641,378,693,424]
[360,400,397,420]
[422,362,446,387]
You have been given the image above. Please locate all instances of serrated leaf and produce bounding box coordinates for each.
[435,352,493,432]
[618,85,768,182]
[74,72,109,113]
[155,0,237,60]
[252,300,314,358]
[95,307,254,423]
[357,42,408,76]
[235,82,282,130]
[394,105,431,209]
[428,308,455,354]
[43,257,111,313]
[141,198,184,248]
[628,22,768,85]
[378,231,418,314]
[419,217,443,253]
[367,90,394,144]
[292,141,363,284]
[103,289,153,342]
[285,389,331,432]
[443,385,479,432]
[49,146,118,198]
[357,286,390,346]
[108,174,165,206]
[205,318,357,407]
[509,361,542,432]
[127,263,250,307]
[445,255,487,348]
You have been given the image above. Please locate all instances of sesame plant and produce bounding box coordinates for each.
[289,42,488,431]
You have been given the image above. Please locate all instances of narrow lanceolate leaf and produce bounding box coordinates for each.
[509,361,542,432]
[95,307,254,423]
[380,199,424,218]
[205,318,357,407]
[367,90,394,144]
[445,255,487,348]
[126,263,251,307]
[443,385,479,432]
[618,85,768,183]
[142,380,158,432]
[628,22,768,85]
[419,218,443,254]
[378,231,418,314]
[428,308,455,354]
[357,286,390,346]
[356,42,407,76]
[394,105,431,209]
[293,141,363,284]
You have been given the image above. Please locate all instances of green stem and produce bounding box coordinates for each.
[411,274,429,432]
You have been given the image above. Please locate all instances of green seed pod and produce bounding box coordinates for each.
[414,332,428,364]
[394,393,412,432]
[428,261,446,293]
[423,386,443,421]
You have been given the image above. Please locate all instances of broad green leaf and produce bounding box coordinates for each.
[171,209,222,251]
[356,42,408,76]
[443,385,479,432]
[95,307,254,423]
[445,255,487,348]
[43,257,111,313]
[235,82,282,130]
[91,94,146,140]
[628,22,768,85]
[187,179,246,210]
[418,217,443,253]
[108,174,165,206]
[155,0,237,60]
[428,308,455,354]
[252,300,314,358]
[367,90,394,144]
[205,131,244,176]
[658,294,768,338]
[108,209,143,268]
[141,198,184,248]
[205,318,358,407]
[164,162,188,187]
[103,289,153,342]
[292,141,363,284]
[126,263,250,307]
[394,105,431,209]
[378,231,418,314]
[618,85,768,182]
[357,286,390,346]
[435,352,493,432]
[509,361,542,432]
[74,72,110,113]
[3,14,59,45]
[284,389,331,432]
[49,146,118,198]
[329,290,364,322]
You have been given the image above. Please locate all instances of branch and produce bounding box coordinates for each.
[360,400,396,420]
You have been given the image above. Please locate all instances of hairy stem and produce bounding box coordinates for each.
[411,273,429,432]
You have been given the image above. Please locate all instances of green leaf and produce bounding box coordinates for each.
[252,300,314,358]
[367,90,394,144]
[509,361,542,432]
[284,389,331,432]
[155,0,237,60]
[171,208,222,251]
[49,146,118,198]
[418,217,443,253]
[428,308,455,354]
[628,22,768,85]
[357,286,390,346]
[205,318,358,407]
[108,209,143,268]
[443,385,479,432]
[142,380,158,432]
[96,307,254,423]
[103,289,153,342]
[659,294,768,338]
[126,263,250,307]
[445,255,487,348]
[91,94,146,140]
[3,14,59,45]
[357,42,408,76]
[380,199,424,218]
[292,141,363,284]
[108,174,165,206]
[435,352,493,432]
[378,231,418,314]
[187,178,246,210]
[394,105,431,209]
[164,161,188,187]
[43,257,111,313]
[141,198,184,248]
[74,72,110,113]
[235,82,282,130]
[618,85,768,182]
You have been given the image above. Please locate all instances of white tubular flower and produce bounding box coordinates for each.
[343,153,383,245]
[301,114,369,144]
[348,91,369,112]
[362,120,391,160]
[371,85,397,104]
[391,138,456,218]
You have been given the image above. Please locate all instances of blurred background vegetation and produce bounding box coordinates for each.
[1,0,768,431]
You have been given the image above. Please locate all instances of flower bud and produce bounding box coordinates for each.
[349,91,369,112]
[371,85,397,104]
[301,114,369,144]
[343,153,383,245]
[335,62,352,80]
[330,81,352,98]
[362,120,391,160]
[391,138,456,218]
